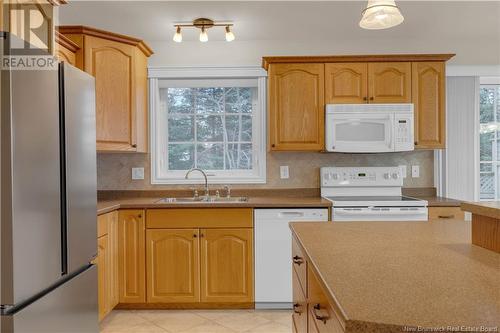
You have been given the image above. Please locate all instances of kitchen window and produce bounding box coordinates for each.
[149,69,266,184]
[479,83,500,200]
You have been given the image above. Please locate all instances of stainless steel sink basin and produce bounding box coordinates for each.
[156,196,248,204]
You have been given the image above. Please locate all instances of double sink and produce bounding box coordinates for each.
[157,168,248,204]
[157,196,248,204]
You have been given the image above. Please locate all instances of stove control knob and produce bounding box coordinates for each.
[324,173,332,180]
[391,173,399,179]
[332,173,339,180]
[383,173,390,179]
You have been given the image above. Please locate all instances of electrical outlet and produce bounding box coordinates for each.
[399,165,407,179]
[280,166,289,179]
[131,167,145,180]
[411,165,420,178]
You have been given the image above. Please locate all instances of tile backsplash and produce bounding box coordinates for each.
[97,150,433,190]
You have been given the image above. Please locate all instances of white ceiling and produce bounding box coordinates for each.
[58,1,500,66]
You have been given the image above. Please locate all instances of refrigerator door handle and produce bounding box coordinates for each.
[59,63,68,276]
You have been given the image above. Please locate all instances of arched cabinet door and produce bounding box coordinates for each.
[84,37,136,151]
[368,62,412,103]
[200,228,254,303]
[412,62,446,149]
[325,63,368,104]
[268,63,325,151]
[146,229,200,303]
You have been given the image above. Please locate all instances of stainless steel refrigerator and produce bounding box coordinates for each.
[1,32,99,333]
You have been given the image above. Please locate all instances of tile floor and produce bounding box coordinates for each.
[100,309,293,333]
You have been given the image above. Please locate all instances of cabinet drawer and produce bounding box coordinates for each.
[292,269,308,333]
[292,236,307,297]
[307,266,345,333]
[146,208,253,228]
[97,214,108,237]
[428,207,464,220]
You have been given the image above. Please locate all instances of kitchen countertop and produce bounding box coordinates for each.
[97,195,462,215]
[290,220,500,332]
[461,201,500,219]
[97,196,332,215]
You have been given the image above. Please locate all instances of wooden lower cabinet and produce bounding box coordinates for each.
[145,227,254,305]
[292,269,308,333]
[200,228,254,303]
[428,207,465,220]
[293,236,345,333]
[118,210,146,303]
[97,234,109,320]
[96,211,119,321]
[146,229,200,303]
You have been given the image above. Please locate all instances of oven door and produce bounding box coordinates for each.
[326,112,394,153]
[333,207,428,221]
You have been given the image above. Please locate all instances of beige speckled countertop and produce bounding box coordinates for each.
[97,195,461,215]
[462,201,500,219]
[290,220,500,332]
[97,196,332,215]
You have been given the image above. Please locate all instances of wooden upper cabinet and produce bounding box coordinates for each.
[325,63,368,104]
[118,209,146,303]
[368,62,412,103]
[200,228,254,303]
[412,62,446,149]
[146,229,200,303]
[55,31,79,66]
[58,26,153,153]
[268,63,325,151]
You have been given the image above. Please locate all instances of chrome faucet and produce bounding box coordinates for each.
[185,168,209,198]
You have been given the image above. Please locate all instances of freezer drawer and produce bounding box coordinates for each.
[254,209,329,309]
[1,265,98,333]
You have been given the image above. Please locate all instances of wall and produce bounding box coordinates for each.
[97,150,434,190]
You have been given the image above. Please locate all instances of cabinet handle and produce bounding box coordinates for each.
[271,144,276,148]
[438,215,454,219]
[414,141,418,146]
[200,233,204,238]
[312,304,329,324]
[292,255,304,266]
[193,234,198,238]
[363,97,368,101]
[369,97,374,101]
[137,214,142,218]
[293,303,302,314]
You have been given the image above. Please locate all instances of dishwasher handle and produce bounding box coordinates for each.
[278,212,305,218]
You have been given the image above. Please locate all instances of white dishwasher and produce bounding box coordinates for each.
[254,208,329,309]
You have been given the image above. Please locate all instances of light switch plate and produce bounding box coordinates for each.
[399,165,407,179]
[280,166,289,179]
[132,167,145,180]
[411,165,420,178]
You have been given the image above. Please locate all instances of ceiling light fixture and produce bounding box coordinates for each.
[225,26,235,42]
[359,0,404,30]
[172,18,235,43]
[173,26,182,43]
[199,26,209,42]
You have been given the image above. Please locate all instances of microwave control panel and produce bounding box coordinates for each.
[394,114,414,151]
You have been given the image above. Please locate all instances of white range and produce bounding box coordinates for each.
[321,166,428,221]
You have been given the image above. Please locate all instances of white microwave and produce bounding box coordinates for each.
[325,104,414,153]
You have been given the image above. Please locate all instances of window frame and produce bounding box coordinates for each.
[148,66,267,185]
[478,78,500,200]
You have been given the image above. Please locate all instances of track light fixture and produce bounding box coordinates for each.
[172,18,235,43]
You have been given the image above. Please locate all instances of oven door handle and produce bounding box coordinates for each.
[334,208,425,215]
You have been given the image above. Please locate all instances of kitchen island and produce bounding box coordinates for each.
[461,201,500,253]
[290,220,500,333]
